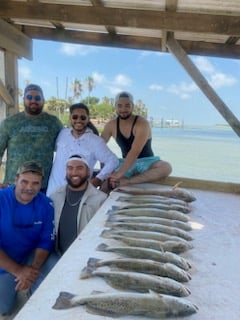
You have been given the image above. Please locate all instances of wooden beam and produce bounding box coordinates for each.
[19,25,240,59]
[0,19,32,59]
[1,2,240,36]
[4,51,18,115]
[160,176,240,194]
[0,78,14,107]
[166,33,240,138]
[162,0,178,52]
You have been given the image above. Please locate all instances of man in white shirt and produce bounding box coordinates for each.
[46,103,119,195]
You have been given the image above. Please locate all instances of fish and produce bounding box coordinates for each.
[113,202,191,213]
[52,290,198,318]
[107,214,192,231]
[103,234,193,254]
[80,268,191,297]
[117,195,188,206]
[115,186,196,202]
[97,243,191,270]
[105,221,193,241]
[108,207,189,222]
[86,257,192,282]
[101,228,190,243]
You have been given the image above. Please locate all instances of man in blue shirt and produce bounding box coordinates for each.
[0,161,57,316]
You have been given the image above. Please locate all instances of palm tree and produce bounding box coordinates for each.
[71,78,83,102]
[86,76,94,105]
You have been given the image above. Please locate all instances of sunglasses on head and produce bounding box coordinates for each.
[71,114,87,121]
[25,94,42,101]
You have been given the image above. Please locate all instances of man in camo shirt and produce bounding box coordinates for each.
[0,84,63,192]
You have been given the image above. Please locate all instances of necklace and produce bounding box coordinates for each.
[66,187,84,207]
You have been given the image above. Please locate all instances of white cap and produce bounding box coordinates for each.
[66,155,89,168]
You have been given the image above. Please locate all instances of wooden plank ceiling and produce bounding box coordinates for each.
[0,0,240,59]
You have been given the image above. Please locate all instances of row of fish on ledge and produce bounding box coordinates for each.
[53,185,198,318]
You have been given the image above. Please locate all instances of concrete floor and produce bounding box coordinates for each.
[12,184,240,319]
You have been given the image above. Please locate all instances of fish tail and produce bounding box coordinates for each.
[80,266,95,279]
[104,221,112,227]
[106,215,118,222]
[100,229,112,238]
[52,291,76,309]
[96,243,108,251]
[87,257,101,267]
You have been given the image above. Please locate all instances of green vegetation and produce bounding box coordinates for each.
[19,78,148,126]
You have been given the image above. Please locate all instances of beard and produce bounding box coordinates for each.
[118,113,132,120]
[66,175,89,189]
[24,104,44,115]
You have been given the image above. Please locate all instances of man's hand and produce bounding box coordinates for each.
[14,265,39,291]
[90,177,102,188]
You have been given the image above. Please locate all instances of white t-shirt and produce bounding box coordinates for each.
[46,127,119,196]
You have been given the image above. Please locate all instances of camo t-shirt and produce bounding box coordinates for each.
[0,111,63,188]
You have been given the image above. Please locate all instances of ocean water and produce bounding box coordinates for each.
[107,126,240,183]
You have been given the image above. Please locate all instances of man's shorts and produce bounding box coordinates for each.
[118,156,161,178]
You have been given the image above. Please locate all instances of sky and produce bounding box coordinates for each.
[18,39,240,126]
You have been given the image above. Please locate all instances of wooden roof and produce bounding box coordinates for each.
[1,0,240,60]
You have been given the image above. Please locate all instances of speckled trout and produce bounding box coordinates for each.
[107,214,192,231]
[117,195,188,206]
[101,228,190,243]
[115,186,196,202]
[102,233,193,254]
[97,243,191,270]
[114,202,191,213]
[52,290,198,318]
[80,268,191,297]
[86,257,191,282]
[108,207,189,222]
[105,221,193,241]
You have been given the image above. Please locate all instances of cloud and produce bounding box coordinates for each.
[194,56,215,74]
[60,43,98,56]
[92,72,106,84]
[193,56,237,89]
[167,82,198,99]
[19,66,31,80]
[149,84,163,91]
[140,51,164,57]
[209,72,237,89]
[113,74,131,86]
[105,74,132,95]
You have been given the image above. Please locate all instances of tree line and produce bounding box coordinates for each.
[19,77,148,126]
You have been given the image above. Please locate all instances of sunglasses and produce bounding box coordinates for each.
[25,94,42,101]
[71,114,88,121]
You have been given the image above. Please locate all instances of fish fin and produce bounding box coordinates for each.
[87,257,101,267]
[96,243,108,251]
[106,215,118,222]
[100,229,112,238]
[52,291,76,309]
[116,196,126,201]
[105,221,112,227]
[148,289,162,297]
[85,305,120,317]
[90,290,104,295]
[106,209,114,215]
[112,205,120,210]
[80,266,94,279]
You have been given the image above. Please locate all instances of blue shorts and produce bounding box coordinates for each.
[118,156,161,178]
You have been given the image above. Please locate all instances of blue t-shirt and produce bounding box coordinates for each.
[0,186,55,273]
